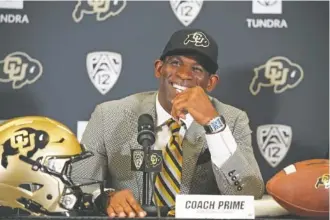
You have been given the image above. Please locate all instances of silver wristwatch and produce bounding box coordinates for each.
[203,115,226,134]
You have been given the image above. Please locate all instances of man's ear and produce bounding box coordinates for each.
[206,74,219,92]
[154,59,163,78]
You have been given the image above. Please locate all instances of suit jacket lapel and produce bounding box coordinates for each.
[180,121,206,194]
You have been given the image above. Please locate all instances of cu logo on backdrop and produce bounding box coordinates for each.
[72,0,127,23]
[0,52,43,89]
[249,56,304,95]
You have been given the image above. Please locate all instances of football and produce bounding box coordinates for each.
[266,159,329,217]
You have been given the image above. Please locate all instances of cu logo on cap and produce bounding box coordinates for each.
[183,32,210,47]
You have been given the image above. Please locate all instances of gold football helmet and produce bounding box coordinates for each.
[0,116,103,216]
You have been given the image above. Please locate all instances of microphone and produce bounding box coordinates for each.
[137,114,155,148]
[131,114,166,217]
[132,114,156,172]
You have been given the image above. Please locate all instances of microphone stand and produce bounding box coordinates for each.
[138,138,169,217]
[142,141,150,206]
[135,114,170,217]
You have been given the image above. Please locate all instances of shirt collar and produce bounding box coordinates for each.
[155,93,194,129]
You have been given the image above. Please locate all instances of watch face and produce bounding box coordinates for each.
[208,116,225,133]
[213,118,224,130]
[204,116,226,133]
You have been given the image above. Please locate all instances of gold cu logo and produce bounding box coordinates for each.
[72,0,127,23]
[10,130,35,152]
[150,153,162,167]
[0,52,43,89]
[315,174,329,189]
[249,56,304,95]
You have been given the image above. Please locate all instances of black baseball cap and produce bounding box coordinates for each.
[160,28,219,74]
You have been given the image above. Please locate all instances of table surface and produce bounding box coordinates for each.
[0,216,328,220]
[0,207,328,219]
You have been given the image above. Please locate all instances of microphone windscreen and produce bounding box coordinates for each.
[138,114,154,132]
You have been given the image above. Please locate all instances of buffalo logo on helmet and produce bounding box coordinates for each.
[315,174,329,189]
[0,52,43,89]
[250,56,304,95]
[72,0,126,23]
[1,127,49,168]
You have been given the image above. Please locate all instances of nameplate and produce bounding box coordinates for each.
[175,194,255,219]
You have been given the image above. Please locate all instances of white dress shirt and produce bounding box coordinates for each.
[154,93,237,168]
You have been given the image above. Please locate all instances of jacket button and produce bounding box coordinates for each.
[232,176,237,181]
[237,186,243,191]
[228,170,235,177]
[234,181,240,186]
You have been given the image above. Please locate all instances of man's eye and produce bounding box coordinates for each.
[169,60,180,66]
[192,66,203,72]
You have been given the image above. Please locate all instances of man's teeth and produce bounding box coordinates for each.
[173,84,187,92]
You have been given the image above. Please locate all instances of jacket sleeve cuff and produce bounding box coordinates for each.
[205,126,237,168]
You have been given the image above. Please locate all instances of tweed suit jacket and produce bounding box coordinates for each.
[73,91,265,203]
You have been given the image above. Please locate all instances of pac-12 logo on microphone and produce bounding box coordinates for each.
[170,0,203,27]
[257,124,292,168]
[132,150,144,171]
[0,52,43,89]
[86,51,122,95]
[72,0,126,23]
[249,56,304,95]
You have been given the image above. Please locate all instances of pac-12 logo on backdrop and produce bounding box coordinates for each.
[249,56,304,95]
[170,0,203,27]
[72,0,126,23]
[86,51,122,95]
[257,124,292,168]
[0,52,43,89]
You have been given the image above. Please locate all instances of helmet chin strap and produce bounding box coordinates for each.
[17,197,68,216]
[17,153,106,216]
[17,196,103,217]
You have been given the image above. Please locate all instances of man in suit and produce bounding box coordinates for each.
[73,28,264,218]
